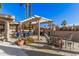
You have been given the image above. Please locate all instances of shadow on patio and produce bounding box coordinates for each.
[0,45,26,56]
[23,49,62,56]
[27,44,79,55]
[0,44,62,56]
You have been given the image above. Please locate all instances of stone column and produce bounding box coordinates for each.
[5,21,10,41]
[38,20,40,40]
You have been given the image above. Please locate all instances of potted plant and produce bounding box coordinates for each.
[25,36,34,45]
[15,38,25,46]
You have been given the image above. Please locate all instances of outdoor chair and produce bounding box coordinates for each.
[50,36,64,49]
[64,33,74,50]
[44,33,64,49]
[44,33,51,44]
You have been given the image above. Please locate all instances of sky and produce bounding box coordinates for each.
[1,3,79,26]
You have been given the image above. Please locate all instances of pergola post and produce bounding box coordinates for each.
[50,22,52,36]
[19,22,22,38]
[5,21,10,41]
[20,22,22,32]
[38,20,40,40]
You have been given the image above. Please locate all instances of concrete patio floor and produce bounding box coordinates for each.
[21,41,79,56]
[0,41,27,56]
[0,37,79,56]
[0,41,61,56]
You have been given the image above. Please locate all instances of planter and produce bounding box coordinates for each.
[16,39,25,46]
[25,37,34,45]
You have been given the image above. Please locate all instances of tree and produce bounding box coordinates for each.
[61,20,67,31]
[20,3,32,18]
[23,24,29,30]
[20,3,32,32]
[0,3,2,10]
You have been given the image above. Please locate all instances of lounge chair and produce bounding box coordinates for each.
[44,33,64,49]
[44,33,51,44]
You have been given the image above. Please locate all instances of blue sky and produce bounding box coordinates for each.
[0,3,79,26]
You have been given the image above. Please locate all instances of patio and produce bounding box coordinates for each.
[0,41,27,56]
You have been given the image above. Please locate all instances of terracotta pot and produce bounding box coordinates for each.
[16,39,25,46]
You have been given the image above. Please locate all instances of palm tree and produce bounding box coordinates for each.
[20,3,32,35]
[20,3,32,18]
[0,3,2,10]
[61,20,67,31]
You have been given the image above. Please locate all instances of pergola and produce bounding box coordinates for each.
[21,15,53,40]
[0,14,15,41]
